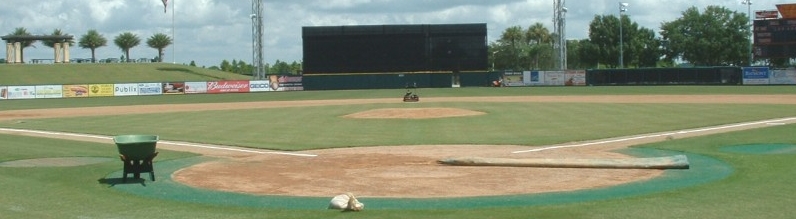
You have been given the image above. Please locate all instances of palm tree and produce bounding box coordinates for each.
[78,30,107,63]
[526,23,551,45]
[499,26,525,70]
[8,27,36,63]
[146,33,172,62]
[525,23,553,69]
[114,32,140,62]
[42,29,74,48]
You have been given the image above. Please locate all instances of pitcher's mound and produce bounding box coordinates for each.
[343,108,485,119]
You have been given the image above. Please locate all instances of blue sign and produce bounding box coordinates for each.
[742,67,770,79]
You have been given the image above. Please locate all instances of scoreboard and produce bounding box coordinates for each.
[753,18,796,58]
[303,24,488,74]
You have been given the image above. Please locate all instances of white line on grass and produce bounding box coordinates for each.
[512,117,796,154]
[0,128,317,157]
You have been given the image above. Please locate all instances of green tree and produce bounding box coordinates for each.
[269,60,292,74]
[42,29,74,48]
[78,30,107,63]
[497,26,526,70]
[633,28,662,67]
[231,60,239,73]
[290,61,303,75]
[146,33,172,62]
[525,23,553,70]
[219,60,232,72]
[588,15,661,68]
[575,39,600,69]
[114,32,141,62]
[660,5,749,66]
[8,27,35,63]
[189,60,196,67]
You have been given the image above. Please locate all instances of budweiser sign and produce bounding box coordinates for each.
[207,81,251,93]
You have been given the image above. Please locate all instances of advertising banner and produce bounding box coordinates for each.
[502,72,525,87]
[0,86,7,100]
[267,75,284,91]
[742,67,771,85]
[207,80,250,93]
[544,71,567,86]
[7,86,36,99]
[564,70,587,86]
[88,84,114,97]
[114,83,139,96]
[35,85,64,98]
[770,69,796,85]
[162,82,185,95]
[138,83,162,96]
[276,75,304,91]
[62,85,89,98]
[249,80,271,92]
[184,82,208,94]
[524,71,544,86]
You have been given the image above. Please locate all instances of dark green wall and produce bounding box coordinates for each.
[303,72,500,90]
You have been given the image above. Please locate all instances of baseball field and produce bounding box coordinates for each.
[1,65,796,218]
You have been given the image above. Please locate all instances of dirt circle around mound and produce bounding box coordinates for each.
[342,107,486,119]
[172,145,663,198]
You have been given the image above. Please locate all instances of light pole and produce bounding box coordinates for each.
[491,50,500,71]
[554,0,567,70]
[742,0,753,66]
[619,2,628,69]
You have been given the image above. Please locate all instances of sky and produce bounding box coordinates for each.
[1,0,793,67]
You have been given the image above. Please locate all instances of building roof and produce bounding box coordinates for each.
[777,3,796,19]
[1,35,74,41]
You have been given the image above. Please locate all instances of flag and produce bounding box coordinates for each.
[162,0,168,13]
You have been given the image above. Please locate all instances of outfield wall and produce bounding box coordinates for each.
[302,72,502,90]
[0,76,304,100]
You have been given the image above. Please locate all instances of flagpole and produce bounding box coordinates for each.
[172,0,175,64]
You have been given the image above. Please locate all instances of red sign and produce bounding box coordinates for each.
[207,81,251,93]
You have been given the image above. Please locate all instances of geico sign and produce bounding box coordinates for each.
[250,83,269,89]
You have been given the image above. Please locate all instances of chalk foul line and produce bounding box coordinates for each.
[512,117,796,154]
[0,128,317,157]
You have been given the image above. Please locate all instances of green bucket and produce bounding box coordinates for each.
[113,135,158,160]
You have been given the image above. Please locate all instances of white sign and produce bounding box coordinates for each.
[138,83,162,95]
[249,80,271,92]
[114,83,139,96]
[184,82,208,94]
[7,86,36,99]
[35,85,64,98]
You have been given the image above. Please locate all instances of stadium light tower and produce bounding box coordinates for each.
[619,2,628,69]
[251,0,265,79]
[554,0,567,70]
[741,0,753,66]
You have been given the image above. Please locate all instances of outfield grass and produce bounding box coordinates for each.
[0,63,250,85]
[4,102,796,150]
[2,86,796,218]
